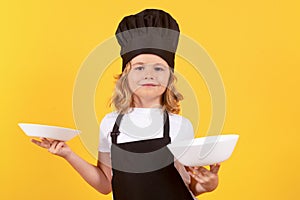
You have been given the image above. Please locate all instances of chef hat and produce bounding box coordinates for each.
[115,9,180,71]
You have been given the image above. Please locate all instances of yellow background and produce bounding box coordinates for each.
[1,0,299,199]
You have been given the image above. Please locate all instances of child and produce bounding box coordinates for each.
[31,9,220,200]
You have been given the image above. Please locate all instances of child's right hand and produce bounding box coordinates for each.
[31,137,72,159]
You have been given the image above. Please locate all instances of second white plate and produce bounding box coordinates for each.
[167,134,239,166]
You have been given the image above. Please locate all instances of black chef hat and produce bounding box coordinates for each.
[115,9,180,71]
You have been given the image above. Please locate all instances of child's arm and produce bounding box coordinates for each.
[65,151,112,194]
[31,138,112,194]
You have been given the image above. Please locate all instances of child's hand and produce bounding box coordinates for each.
[186,163,220,195]
[31,137,72,159]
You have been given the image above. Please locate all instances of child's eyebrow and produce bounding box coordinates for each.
[154,63,168,68]
[131,62,145,66]
[131,62,167,67]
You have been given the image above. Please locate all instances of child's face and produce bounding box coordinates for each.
[127,54,170,102]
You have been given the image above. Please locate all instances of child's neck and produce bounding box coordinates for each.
[133,96,162,108]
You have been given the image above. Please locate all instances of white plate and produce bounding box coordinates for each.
[167,134,239,166]
[18,123,81,141]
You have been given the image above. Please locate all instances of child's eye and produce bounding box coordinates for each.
[154,67,164,71]
[134,66,144,71]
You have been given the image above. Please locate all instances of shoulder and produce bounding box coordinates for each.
[99,111,119,132]
[168,112,193,127]
[168,112,194,141]
[100,111,118,123]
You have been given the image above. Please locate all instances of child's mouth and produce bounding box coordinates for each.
[142,84,157,87]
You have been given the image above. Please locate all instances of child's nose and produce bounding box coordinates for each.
[143,67,155,79]
[144,73,154,80]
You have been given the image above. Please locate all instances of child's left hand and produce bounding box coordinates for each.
[186,163,220,195]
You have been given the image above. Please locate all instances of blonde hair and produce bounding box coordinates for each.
[110,62,183,114]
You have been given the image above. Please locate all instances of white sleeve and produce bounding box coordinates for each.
[98,115,111,153]
[172,116,195,142]
[183,117,195,140]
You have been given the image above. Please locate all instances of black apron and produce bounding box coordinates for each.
[110,110,194,200]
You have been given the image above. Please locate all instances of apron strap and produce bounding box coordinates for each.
[163,110,170,140]
[111,113,124,144]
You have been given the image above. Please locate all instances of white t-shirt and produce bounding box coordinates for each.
[98,108,197,199]
[98,108,195,151]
